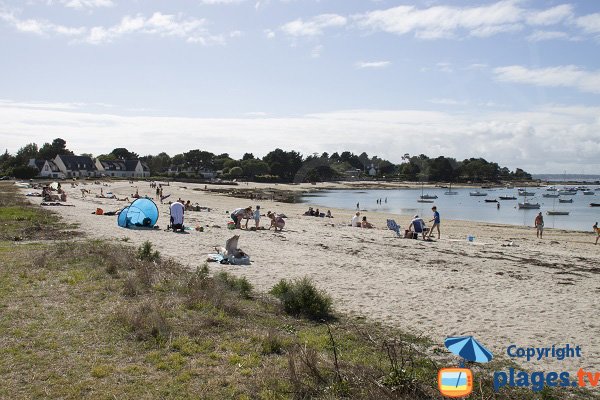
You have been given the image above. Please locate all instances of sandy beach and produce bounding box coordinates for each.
[22,180,599,373]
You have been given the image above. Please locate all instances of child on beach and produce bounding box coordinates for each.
[427,206,440,239]
[267,211,285,232]
[594,222,599,245]
[253,205,261,228]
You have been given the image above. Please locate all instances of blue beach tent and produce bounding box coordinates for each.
[117,198,159,229]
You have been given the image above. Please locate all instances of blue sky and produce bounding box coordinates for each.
[1,0,599,173]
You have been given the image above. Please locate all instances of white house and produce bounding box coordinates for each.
[54,155,98,178]
[95,159,150,178]
[28,159,65,179]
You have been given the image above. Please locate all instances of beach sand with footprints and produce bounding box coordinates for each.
[22,180,599,373]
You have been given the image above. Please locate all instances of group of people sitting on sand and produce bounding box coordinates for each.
[230,205,286,231]
[351,212,375,229]
[303,207,333,218]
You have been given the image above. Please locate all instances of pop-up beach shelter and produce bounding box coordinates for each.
[117,198,159,229]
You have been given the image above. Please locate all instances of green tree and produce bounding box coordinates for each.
[229,166,243,177]
[242,153,254,160]
[241,159,269,178]
[262,149,303,182]
[15,143,39,165]
[110,148,139,160]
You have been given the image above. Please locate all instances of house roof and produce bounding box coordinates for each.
[100,159,149,172]
[33,159,45,171]
[57,155,97,171]
[47,160,61,172]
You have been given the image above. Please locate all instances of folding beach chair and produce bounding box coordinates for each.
[386,219,401,237]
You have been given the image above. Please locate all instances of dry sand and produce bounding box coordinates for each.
[22,180,599,373]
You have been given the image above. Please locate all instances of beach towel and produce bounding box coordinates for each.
[386,219,401,237]
[170,202,184,226]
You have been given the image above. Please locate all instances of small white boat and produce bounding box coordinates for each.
[518,202,540,209]
[542,193,559,198]
[470,191,488,196]
[546,186,557,191]
[559,198,573,203]
[499,195,517,200]
[583,191,595,195]
[518,190,536,196]
[558,190,576,195]
[420,194,438,199]
[444,191,458,195]
[417,199,434,203]
[547,211,569,215]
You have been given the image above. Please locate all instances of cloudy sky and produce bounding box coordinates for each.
[1,0,599,173]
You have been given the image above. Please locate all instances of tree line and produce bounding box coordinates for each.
[1,138,532,182]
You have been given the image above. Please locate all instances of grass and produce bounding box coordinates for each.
[0,182,598,399]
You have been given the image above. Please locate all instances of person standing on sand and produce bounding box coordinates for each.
[535,212,544,238]
[593,222,599,245]
[427,206,441,239]
[356,202,360,210]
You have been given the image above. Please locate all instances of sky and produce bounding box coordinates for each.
[1,0,599,174]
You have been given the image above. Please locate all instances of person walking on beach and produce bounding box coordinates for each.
[535,212,544,239]
[356,202,360,210]
[593,222,599,245]
[427,206,441,239]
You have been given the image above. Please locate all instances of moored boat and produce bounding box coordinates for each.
[547,211,569,215]
[583,191,595,195]
[591,203,600,207]
[542,193,559,198]
[420,194,438,199]
[470,191,488,196]
[559,198,573,203]
[499,195,517,200]
[484,199,498,203]
[518,189,535,196]
[518,202,540,209]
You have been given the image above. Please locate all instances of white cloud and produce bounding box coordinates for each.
[81,12,222,45]
[355,60,390,69]
[576,13,600,34]
[2,99,599,173]
[526,30,569,42]
[0,9,86,36]
[526,4,573,26]
[43,0,114,9]
[264,28,275,38]
[494,65,600,94]
[354,1,525,39]
[353,1,580,40]
[281,13,346,36]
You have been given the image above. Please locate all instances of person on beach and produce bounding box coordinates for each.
[356,202,359,210]
[253,205,261,229]
[408,215,427,240]
[427,206,441,239]
[231,206,252,229]
[326,210,332,218]
[361,216,374,229]
[594,222,599,245]
[351,212,361,227]
[267,211,285,231]
[535,212,544,238]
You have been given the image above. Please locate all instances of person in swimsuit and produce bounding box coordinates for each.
[593,222,599,245]
[535,212,544,239]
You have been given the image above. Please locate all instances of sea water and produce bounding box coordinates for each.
[299,186,600,232]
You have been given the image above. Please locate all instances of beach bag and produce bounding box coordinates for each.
[96,208,104,215]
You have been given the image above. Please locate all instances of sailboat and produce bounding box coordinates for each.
[547,196,569,215]
[444,182,458,195]
[417,181,435,203]
[518,191,540,209]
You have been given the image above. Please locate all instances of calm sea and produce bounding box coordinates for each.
[300,186,600,232]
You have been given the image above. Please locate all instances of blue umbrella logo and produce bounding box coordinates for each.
[445,335,493,363]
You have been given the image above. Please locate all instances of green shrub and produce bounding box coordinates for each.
[214,271,253,299]
[269,278,333,321]
[136,241,160,262]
